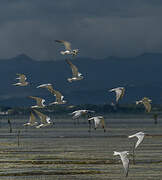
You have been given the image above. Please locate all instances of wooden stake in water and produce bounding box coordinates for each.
[17,130,20,147]
[8,119,12,133]
[153,114,158,124]
[88,120,91,133]
[132,142,136,165]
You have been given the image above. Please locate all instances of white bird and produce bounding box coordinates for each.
[29,96,46,108]
[109,87,125,103]
[113,151,129,177]
[33,109,51,128]
[65,59,83,82]
[13,73,29,86]
[55,40,79,56]
[88,116,106,132]
[136,97,152,112]
[128,132,145,149]
[37,83,66,105]
[24,111,38,126]
[70,110,95,119]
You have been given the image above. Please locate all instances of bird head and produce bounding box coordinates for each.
[72,49,79,55]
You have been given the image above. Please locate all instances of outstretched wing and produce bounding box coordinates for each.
[135,134,145,149]
[94,117,101,128]
[33,109,49,124]
[55,40,71,51]
[143,101,151,112]
[29,96,44,107]
[37,84,64,103]
[54,90,63,102]
[72,111,81,119]
[65,59,78,77]
[121,155,129,177]
[100,118,105,128]
[115,89,122,102]
[29,111,37,124]
[120,88,125,99]
[37,84,56,95]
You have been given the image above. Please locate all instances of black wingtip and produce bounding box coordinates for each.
[55,40,61,43]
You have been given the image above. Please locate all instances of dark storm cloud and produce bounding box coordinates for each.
[0,0,162,60]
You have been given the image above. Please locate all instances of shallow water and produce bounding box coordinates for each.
[0,114,161,179]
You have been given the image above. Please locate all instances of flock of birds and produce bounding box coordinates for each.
[12,40,153,177]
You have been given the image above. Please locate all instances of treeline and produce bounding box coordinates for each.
[1,103,162,116]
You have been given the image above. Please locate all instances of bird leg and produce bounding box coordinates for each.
[102,125,106,133]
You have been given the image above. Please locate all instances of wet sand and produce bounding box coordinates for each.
[0,115,161,179]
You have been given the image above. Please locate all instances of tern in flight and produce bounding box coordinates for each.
[88,116,106,132]
[128,131,145,164]
[70,110,95,124]
[29,96,46,108]
[55,40,79,56]
[70,110,95,119]
[13,73,29,86]
[113,151,129,177]
[136,97,152,112]
[37,83,66,105]
[33,109,51,128]
[128,132,145,149]
[24,111,38,126]
[65,59,83,82]
[109,87,125,103]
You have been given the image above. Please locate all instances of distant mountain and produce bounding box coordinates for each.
[0,53,162,107]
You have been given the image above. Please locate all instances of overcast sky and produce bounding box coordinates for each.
[0,0,162,60]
